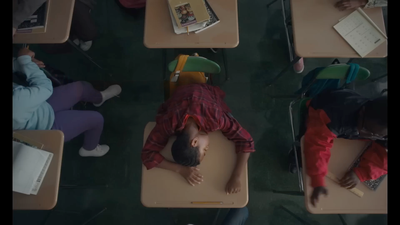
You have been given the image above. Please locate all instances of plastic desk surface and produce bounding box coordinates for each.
[13,0,75,44]
[301,137,387,214]
[141,122,248,208]
[290,0,387,58]
[13,130,64,210]
[144,0,239,49]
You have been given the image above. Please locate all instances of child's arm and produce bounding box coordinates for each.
[335,0,387,11]
[13,51,53,114]
[365,0,387,8]
[303,106,337,188]
[141,124,170,170]
[141,124,204,186]
[220,114,255,194]
[353,141,387,181]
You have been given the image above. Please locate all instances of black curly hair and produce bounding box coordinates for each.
[171,131,200,167]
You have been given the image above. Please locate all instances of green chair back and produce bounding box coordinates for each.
[316,64,370,80]
[168,56,221,74]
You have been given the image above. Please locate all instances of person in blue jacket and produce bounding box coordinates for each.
[13,48,121,157]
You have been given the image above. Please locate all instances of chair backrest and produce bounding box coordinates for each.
[316,64,370,80]
[168,56,221,74]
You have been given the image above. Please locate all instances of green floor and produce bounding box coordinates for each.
[13,0,387,224]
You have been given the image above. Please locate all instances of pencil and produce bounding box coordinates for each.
[186,27,189,35]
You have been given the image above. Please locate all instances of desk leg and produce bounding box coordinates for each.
[265,55,301,87]
[338,214,348,225]
[211,208,221,225]
[222,49,229,81]
[280,206,312,225]
[67,39,112,77]
[162,48,167,80]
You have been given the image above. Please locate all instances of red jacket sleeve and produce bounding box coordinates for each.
[353,141,387,181]
[304,106,337,188]
[141,124,170,170]
[220,113,255,153]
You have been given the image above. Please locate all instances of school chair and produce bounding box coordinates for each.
[164,54,221,100]
[288,64,370,192]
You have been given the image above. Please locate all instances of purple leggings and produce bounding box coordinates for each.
[47,81,103,150]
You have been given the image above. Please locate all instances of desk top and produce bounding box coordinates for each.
[144,0,239,48]
[291,0,387,58]
[13,0,75,44]
[301,137,387,214]
[13,130,64,210]
[141,122,248,208]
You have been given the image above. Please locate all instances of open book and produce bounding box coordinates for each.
[13,141,53,195]
[333,8,387,57]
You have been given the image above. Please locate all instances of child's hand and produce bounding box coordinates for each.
[310,186,328,207]
[178,166,203,186]
[335,0,368,11]
[225,176,241,195]
[32,58,45,68]
[339,170,360,189]
[18,48,35,58]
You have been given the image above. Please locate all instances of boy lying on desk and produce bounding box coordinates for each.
[141,84,255,195]
[335,0,387,11]
[304,89,387,206]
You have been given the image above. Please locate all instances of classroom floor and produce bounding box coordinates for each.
[13,0,387,224]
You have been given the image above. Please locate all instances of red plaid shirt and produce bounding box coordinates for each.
[142,84,255,170]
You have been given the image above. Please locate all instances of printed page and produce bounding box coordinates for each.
[334,9,386,57]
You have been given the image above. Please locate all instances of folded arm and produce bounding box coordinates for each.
[220,114,255,180]
[304,106,337,188]
[141,123,171,170]
[353,141,387,181]
[13,56,53,113]
[365,0,387,8]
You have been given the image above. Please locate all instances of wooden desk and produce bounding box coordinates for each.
[144,0,239,48]
[301,137,387,214]
[290,0,387,58]
[13,130,64,210]
[141,122,248,208]
[13,0,75,44]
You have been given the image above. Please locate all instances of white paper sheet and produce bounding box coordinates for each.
[333,8,386,57]
[13,141,53,195]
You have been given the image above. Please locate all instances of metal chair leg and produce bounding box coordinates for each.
[67,39,112,77]
[371,74,387,82]
[289,99,304,192]
[266,0,279,8]
[265,55,301,87]
[280,206,312,225]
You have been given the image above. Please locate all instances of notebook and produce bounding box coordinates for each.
[169,7,207,34]
[169,0,210,28]
[195,0,220,34]
[13,141,53,195]
[333,8,387,58]
[16,0,49,34]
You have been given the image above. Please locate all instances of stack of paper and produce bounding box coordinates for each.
[333,8,387,57]
[13,141,53,195]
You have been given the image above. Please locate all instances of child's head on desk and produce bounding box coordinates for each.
[357,95,387,141]
[172,128,210,167]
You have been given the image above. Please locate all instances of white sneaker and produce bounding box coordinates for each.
[79,145,110,157]
[72,38,80,46]
[93,84,122,107]
[79,40,93,51]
